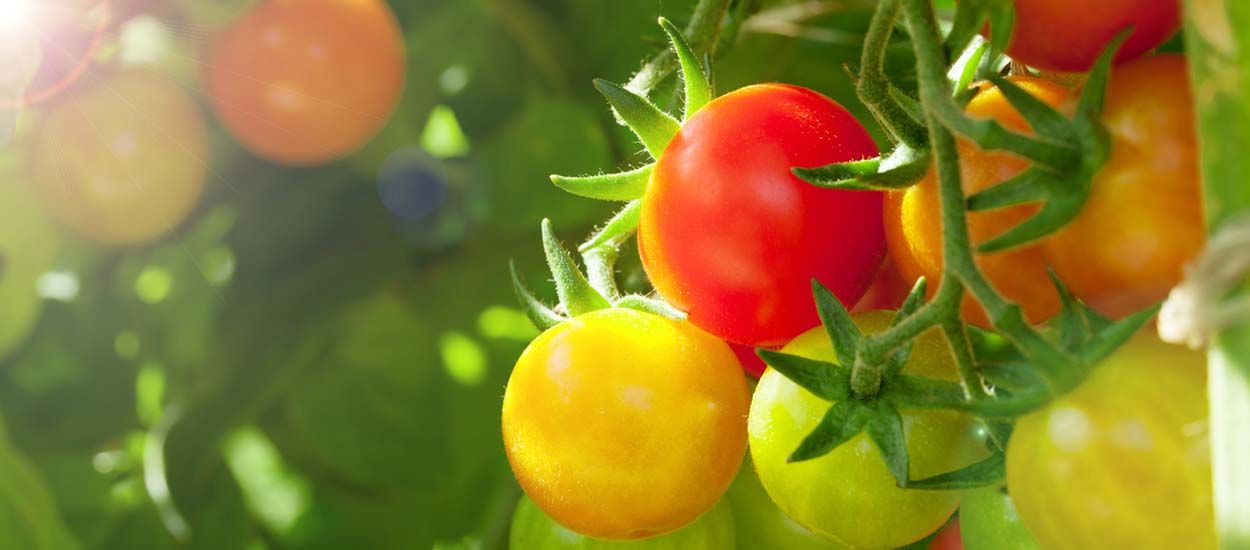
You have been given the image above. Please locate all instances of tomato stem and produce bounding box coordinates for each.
[854,0,928,149]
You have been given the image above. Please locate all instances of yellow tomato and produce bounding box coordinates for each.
[502,308,749,540]
[27,70,208,245]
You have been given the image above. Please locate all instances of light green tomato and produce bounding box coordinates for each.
[959,485,1041,550]
[727,460,849,549]
[0,179,59,361]
[748,311,989,549]
[509,494,735,549]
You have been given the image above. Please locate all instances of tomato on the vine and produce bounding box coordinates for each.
[886,76,1070,327]
[731,343,768,379]
[1043,54,1202,318]
[1006,331,1214,549]
[27,70,208,245]
[958,485,1041,550]
[748,311,988,549]
[997,0,1180,72]
[928,519,963,550]
[509,494,736,549]
[639,83,885,348]
[725,462,848,549]
[502,308,749,540]
[206,0,405,165]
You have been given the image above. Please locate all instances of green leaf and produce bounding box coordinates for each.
[550,164,652,201]
[968,326,1023,363]
[788,400,868,462]
[865,403,910,487]
[812,280,862,367]
[541,219,611,317]
[757,349,851,402]
[593,79,682,158]
[794,144,930,191]
[908,451,1005,490]
[793,157,881,189]
[509,262,566,331]
[658,17,713,119]
[948,37,989,94]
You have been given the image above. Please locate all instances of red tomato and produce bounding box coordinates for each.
[1043,54,1202,318]
[205,0,405,165]
[930,519,963,550]
[640,84,885,347]
[998,0,1179,72]
[853,257,911,313]
[886,77,1070,327]
[731,343,768,379]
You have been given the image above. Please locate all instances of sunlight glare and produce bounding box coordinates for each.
[0,0,29,29]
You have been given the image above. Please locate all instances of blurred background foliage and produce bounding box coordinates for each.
[0,0,951,548]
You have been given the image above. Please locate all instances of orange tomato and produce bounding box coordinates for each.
[1042,54,1202,318]
[205,0,405,165]
[502,308,749,540]
[885,77,1070,327]
[27,70,207,244]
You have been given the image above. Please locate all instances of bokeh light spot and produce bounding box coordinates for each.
[115,330,140,359]
[439,65,469,95]
[202,246,236,286]
[420,105,470,159]
[223,426,311,535]
[37,270,79,302]
[135,266,173,304]
[135,361,164,427]
[377,147,449,220]
[477,305,539,341]
[440,331,487,387]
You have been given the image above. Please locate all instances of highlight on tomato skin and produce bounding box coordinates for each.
[26,69,209,245]
[639,83,886,349]
[995,0,1180,72]
[501,308,750,541]
[205,0,406,166]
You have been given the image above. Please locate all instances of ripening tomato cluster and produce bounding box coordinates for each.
[502,1,1216,548]
[0,0,404,361]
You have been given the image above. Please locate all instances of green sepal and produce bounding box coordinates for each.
[509,261,567,331]
[757,349,852,402]
[593,79,681,159]
[551,164,653,201]
[614,295,686,320]
[965,166,1047,211]
[787,400,868,463]
[812,280,862,367]
[865,402,910,487]
[944,0,1013,63]
[967,326,1021,364]
[883,278,928,379]
[1047,269,1088,351]
[965,389,1052,418]
[658,17,713,120]
[794,144,930,191]
[541,219,612,317]
[579,201,642,253]
[908,450,1005,490]
[1079,303,1160,366]
[986,74,1071,137]
[1074,29,1131,122]
[948,37,989,95]
[980,361,1050,393]
[881,375,968,410]
[972,168,1090,253]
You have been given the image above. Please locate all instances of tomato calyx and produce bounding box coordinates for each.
[511,214,683,330]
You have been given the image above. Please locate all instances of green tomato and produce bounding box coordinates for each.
[1005,331,1214,549]
[959,486,1040,550]
[0,178,59,361]
[509,494,735,549]
[726,461,848,549]
[748,311,988,549]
